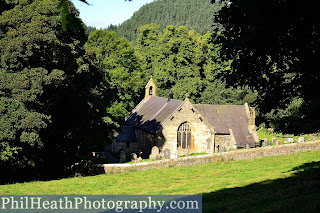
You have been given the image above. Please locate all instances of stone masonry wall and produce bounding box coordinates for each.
[134,129,154,157]
[215,134,237,152]
[112,141,138,154]
[101,141,320,174]
[156,100,214,155]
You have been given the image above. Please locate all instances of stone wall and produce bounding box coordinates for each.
[101,141,320,174]
[112,141,138,154]
[215,133,237,152]
[156,99,214,155]
[135,129,154,158]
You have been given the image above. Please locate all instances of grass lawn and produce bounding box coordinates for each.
[1,151,320,212]
[256,129,318,143]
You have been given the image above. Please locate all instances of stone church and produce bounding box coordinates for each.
[113,77,258,158]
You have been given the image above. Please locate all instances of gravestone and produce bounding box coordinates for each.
[149,146,160,159]
[245,144,250,149]
[131,153,137,162]
[163,148,171,159]
[276,140,283,146]
[273,139,277,145]
[267,141,272,146]
[155,155,160,160]
[119,151,126,163]
[263,137,268,146]
[171,151,177,159]
[287,138,294,143]
[285,134,289,138]
[298,137,305,143]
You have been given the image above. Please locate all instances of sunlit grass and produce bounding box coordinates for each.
[0,151,319,196]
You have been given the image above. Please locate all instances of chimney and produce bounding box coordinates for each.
[168,89,174,102]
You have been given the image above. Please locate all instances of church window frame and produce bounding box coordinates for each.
[177,122,193,149]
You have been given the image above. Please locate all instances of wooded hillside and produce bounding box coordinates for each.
[107,0,222,41]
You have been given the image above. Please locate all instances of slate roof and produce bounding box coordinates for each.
[194,104,255,147]
[125,96,183,134]
[116,126,137,142]
[124,96,255,147]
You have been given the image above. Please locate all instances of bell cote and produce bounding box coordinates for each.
[145,76,157,100]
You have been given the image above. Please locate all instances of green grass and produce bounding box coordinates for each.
[257,129,285,142]
[181,152,207,157]
[1,151,320,212]
[257,129,319,144]
[190,152,207,156]
[127,158,157,164]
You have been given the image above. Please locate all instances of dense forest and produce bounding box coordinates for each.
[1,0,319,183]
[0,0,110,183]
[106,0,223,41]
[213,0,320,133]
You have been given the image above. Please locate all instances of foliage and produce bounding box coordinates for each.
[135,24,256,105]
[213,0,320,133]
[108,0,223,41]
[85,30,144,138]
[85,25,97,36]
[0,0,104,183]
[1,151,320,213]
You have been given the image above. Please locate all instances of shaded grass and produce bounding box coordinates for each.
[1,151,320,212]
[203,161,320,212]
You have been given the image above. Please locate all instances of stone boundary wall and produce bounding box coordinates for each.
[100,141,320,174]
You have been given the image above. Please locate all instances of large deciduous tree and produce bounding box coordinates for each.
[85,30,143,138]
[0,0,101,183]
[213,0,320,133]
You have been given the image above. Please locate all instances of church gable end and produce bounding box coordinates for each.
[157,99,215,156]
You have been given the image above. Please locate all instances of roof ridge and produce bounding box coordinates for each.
[194,103,245,106]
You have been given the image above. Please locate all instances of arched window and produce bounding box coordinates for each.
[177,122,192,149]
[149,86,153,95]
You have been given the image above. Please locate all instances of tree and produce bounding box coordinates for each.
[213,0,320,133]
[111,0,223,41]
[0,0,101,183]
[85,30,144,138]
[136,24,255,105]
[85,25,97,35]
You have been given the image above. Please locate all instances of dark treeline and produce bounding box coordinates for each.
[213,0,320,133]
[107,0,223,41]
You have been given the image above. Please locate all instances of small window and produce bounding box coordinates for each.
[149,86,153,95]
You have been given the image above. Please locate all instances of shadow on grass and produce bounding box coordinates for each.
[203,161,320,213]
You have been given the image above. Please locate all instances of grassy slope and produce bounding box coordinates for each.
[1,151,320,212]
